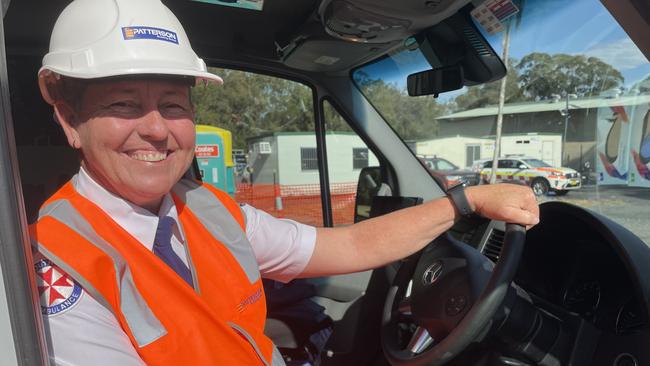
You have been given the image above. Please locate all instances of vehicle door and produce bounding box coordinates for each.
[497,159,518,183]
[512,159,530,185]
[0,2,50,365]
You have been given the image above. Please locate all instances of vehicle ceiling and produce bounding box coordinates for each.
[6,0,649,76]
[4,0,475,77]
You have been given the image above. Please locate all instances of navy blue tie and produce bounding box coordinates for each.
[153,216,193,287]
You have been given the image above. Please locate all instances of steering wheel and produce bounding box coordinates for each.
[381,223,526,366]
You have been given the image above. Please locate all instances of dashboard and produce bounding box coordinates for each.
[514,203,648,335]
[448,200,650,365]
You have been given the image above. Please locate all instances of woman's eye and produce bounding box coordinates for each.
[164,103,187,111]
[109,101,137,110]
[162,103,191,116]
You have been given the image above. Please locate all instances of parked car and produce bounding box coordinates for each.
[419,156,480,189]
[479,157,581,196]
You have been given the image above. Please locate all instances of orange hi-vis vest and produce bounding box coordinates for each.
[30,177,284,365]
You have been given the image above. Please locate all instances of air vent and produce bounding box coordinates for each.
[482,228,504,262]
[462,27,491,57]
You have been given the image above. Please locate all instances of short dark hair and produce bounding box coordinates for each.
[58,76,89,111]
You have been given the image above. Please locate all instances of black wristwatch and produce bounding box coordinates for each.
[446,182,475,218]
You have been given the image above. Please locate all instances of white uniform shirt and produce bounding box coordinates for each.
[37,168,316,366]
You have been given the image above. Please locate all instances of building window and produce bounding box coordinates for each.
[353,148,369,169]
[253,141,272,154]
[301,147,318,170]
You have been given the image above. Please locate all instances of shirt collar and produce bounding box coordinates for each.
[73,167,184,251]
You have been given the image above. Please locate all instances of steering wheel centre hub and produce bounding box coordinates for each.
[422,261,444,285]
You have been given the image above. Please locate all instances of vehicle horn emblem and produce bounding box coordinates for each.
[422,261,444,285]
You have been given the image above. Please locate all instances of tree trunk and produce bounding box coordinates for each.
[489,22,512,184]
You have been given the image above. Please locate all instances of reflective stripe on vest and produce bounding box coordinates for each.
[229,322,285,366]
[37,199,167,348]
[172,179,260,284]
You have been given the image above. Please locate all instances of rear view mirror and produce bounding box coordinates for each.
[407,65,464,97]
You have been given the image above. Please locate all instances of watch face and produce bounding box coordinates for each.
[447,181,467,192]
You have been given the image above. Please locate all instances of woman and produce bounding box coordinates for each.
[31,0,539,365]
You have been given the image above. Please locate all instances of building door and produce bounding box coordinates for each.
[542,141,554,165]
[465,144,481,168]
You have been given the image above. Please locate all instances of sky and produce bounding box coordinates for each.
[354,0,650,101]
[489,0,650,85]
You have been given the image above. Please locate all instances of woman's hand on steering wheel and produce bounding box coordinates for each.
[466,184,539,228]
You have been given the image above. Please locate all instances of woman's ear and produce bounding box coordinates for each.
[53,102,82,149]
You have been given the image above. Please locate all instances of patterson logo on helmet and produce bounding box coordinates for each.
[122,26,179,44]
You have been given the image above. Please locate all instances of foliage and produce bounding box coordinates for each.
[193,67,446,146]
[192,68,314,149]
[323,101,352,132]
[452,58,523,111]
[191,51,625,148]
[450,53,624,112]
[516,53,624,100]
[355,72,445,140]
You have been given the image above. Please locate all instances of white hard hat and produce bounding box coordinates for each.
[39,0,222,104]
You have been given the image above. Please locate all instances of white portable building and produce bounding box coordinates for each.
[499,134,562,167]
[415,136,493,168]
[247,132,378,186]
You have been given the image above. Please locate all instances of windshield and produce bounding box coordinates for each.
[352,0,650,243]
[522,159,551,168]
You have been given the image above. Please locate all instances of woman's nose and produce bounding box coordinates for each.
[138,109,170,140]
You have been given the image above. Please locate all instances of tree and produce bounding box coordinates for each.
[453,58,523,111]
[355,75,446,140]
[517,53,624,100]
[192,68,314,149]
[193,67,447,149]
[323,101,353,132]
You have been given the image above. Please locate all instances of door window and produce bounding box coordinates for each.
[498,159,516,169]
[192,68,324,226]
[435,158,457,171]
[322,99,380,226]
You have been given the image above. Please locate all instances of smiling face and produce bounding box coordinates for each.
[55,77,196,212]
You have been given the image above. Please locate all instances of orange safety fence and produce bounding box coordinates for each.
[235,183,358,227]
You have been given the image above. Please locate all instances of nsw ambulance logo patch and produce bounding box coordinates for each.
[35,259,83,316]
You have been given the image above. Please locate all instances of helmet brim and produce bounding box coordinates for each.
[38,67,223,105]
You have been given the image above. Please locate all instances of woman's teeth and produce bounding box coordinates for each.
[129,151,167,162]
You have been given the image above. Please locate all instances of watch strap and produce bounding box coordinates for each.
[446,183,474,217]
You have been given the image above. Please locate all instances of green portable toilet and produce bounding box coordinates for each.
[195,125,236,197]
